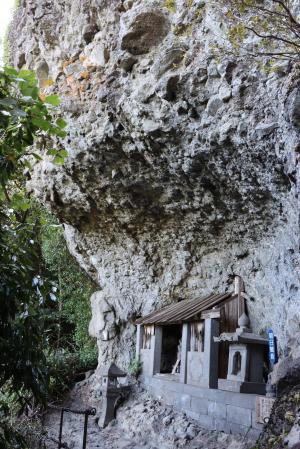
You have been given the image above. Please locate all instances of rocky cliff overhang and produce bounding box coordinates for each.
[9,0,300,369]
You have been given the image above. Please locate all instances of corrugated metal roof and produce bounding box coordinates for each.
[136,292,237,325]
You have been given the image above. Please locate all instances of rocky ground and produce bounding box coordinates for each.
[42,375,255,449]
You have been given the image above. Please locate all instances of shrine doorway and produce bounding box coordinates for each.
[160,324,182,374]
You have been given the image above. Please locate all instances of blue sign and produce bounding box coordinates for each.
[268,329,277,364]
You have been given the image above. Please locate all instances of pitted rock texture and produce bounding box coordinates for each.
[10,0,300,368]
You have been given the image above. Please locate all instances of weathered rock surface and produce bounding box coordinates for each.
[44,376,254,449]
[9,0,300,372]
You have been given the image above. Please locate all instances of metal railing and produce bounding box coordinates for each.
[48,404,97,449]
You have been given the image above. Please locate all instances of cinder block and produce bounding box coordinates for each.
[183,384,208,399]
[224,390,256,409]
[251,410,264,431]
[162,390,177,406]
[190,397,209,414]
[165,381,184,394]
[185,410,202,421]
[247,428,262,440]
[226,422,249,436]
[178,394,191,410]
[208,401,227,419]
[214,417,227,432]
[196,414,214,429]
[227,405,252,427]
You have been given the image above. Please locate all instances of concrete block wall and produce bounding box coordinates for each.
[142,376,263,439]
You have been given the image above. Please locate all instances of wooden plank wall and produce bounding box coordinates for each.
[218,296,239,379]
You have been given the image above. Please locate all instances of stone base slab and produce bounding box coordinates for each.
[141,375,264,438]
[218,379,266,395]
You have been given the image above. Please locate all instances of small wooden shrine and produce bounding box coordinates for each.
[135,277,268,393]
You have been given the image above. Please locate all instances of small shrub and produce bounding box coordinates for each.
[128,358,143,378]
[46,348,97,400]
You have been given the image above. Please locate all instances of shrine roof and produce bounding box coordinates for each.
[135,292,237,326]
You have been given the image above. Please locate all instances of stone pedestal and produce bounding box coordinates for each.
[98,363,129,428]
[215,322,268,395]
[98,389,122,428]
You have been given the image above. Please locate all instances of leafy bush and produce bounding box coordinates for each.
[128,358,143,378]
[46,347,97,400]
[0,67,70,447]
[38,206,97,365]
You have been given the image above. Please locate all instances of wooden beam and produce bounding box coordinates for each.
[201,309,221,319]
[234,275,245,317]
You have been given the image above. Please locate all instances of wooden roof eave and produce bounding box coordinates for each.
[135,292,237,326]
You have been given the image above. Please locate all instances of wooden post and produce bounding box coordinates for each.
[180,323,190,384]
[151,326,162,375]
[136,324,143,359]
[203,318,219,388]
[82,412,89,449]
[235,275,245,318]
[58,409,64,449]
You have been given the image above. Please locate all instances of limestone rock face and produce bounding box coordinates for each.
[10,0,300,369]
[121,9,170,55]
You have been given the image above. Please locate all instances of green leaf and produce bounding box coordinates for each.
[11,194,31,211]
[21,96,35,103]
[11,108,27,118]
[45,95,60,106]
[32,118,51,131]
[58,150,68,158]
[0,186,5,201]
[32,153,43,161]
[19,85,36,97]
[50,128,67,138]
[23,160,32,169]
[46,149,58,156]
[18,70,36,85]
[56,118,67,129]
[53,156,65,165]
[0,98,17,107]
[4,67,18,76]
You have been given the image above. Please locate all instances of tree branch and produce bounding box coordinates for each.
[245,26,300,49]
[271,0,300,28]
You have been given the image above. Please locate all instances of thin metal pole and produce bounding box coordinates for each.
[58,409,64,449]
[82,412,89,449]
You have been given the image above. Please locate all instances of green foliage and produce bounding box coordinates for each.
[215,0,300,65]
[0,67,67,201]
[164,0,176,13]
[47,348,97,399]
[39,208,96,359]
[0,204,97,446]
[0,67,69,448]
[0,386,45,448]
[0,64,95,448]
[0,207,51,448]
[128,358,143,377]
[0,218,49,404]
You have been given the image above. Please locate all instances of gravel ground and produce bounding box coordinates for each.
[43,375,255,449]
